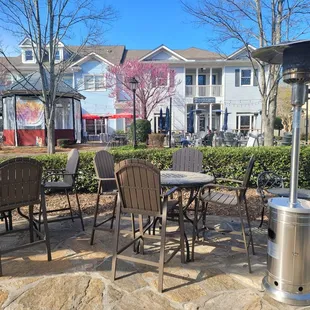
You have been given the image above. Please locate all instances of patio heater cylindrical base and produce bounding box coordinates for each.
[262,277,310,306]
[264,197,310,306]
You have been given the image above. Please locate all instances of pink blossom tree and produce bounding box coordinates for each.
[106,60,180,119]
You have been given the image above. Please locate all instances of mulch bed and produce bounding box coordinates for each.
[9,189,267,223]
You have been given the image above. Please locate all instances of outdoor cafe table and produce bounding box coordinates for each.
[267,187,310,199]
[160,170,214,261]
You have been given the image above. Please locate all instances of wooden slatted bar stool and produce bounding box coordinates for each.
[198,155,255,273]
[112,159,186,293]
[90,150,118,245]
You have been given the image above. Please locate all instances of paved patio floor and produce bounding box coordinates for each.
[0,212,304,310]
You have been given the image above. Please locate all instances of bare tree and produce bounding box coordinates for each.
[0,0,116,153]
[181,0,310,146]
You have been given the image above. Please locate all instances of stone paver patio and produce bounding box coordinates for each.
[0,213,304,310]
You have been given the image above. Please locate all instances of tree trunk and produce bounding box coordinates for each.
[262,95,277,146]
[46,120,55,154]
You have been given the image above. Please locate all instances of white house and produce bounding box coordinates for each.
[1,40,262,138]
[121,45,262,135]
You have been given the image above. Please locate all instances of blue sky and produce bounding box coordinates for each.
[0,0,238,56]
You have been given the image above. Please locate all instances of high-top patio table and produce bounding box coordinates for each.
[267,187,310,199]
[160,171,214,261]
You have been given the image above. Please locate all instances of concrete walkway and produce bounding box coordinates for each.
[0,214,302,310]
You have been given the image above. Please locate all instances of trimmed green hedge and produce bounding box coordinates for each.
[2,146,310,193]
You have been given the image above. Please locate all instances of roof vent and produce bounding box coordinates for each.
[107,49,112,53]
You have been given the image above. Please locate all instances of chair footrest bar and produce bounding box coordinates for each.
[1,239,47,255]
[117,254,159,268]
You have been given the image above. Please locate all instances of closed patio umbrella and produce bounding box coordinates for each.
[165,107,170,132]
[159,108,163,132]
[222,108,229,131]
[188,107,194,134]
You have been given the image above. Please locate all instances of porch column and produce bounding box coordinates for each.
[209,103,213,130]
[250,115,253,132]
[195,68,199,97]
[105,118,109,135]
[210,67,213,96]
[220,103,223,130]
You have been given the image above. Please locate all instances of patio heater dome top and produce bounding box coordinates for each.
[252,39,310,83]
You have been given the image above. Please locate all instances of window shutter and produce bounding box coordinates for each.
[235,69,240,87]
[254,69,258,86]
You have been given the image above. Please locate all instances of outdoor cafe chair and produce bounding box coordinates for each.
[90,150,118,245]
[0,158,51,276]
[256,171,284,227]
[198,155,255,273]
[39,149,84,230]
[223,132,238,147]
[112,159,185,293]
[172,148,203,173]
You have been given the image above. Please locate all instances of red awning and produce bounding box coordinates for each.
[107,113,134,119]
[82,114,101,120]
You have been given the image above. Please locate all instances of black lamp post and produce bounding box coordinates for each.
[129,77,139,148]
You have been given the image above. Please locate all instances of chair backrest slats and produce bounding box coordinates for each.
[172,148,203,172]
[242,155,255,188]
[0,158,42,211]
[115,159,161,215]
[94,150,117,192]
[64,149,79,186]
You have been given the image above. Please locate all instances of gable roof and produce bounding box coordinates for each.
[125,47,221,61]
[227,45,256,60]
[69,52,114,67]
[175,47,221,60]
[139,45,188,61]
[67,45,125,65]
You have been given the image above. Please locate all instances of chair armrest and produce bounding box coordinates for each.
[203,183,246,191]
[199,183,246,199]
[161,186,179,198]
[216,178,243,184]
[43,172,77,183]
[95,177,116,181]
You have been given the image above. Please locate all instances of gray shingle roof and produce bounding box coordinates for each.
[67,45,125,65]
[125,47,222,61]
[2,70,84,99]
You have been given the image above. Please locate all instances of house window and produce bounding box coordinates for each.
[241,69,252,86]
[84,75,105,90]
[55,50,60,61]
[25,50,33,61]
[212,74,217,85]
[157,72,168,86]
[186,75,193,85]
[198,75,206,85]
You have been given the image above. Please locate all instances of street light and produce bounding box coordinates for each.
[129,77,139,148]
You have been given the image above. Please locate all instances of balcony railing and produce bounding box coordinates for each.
[186,85,222,97]
[185,85,195,97]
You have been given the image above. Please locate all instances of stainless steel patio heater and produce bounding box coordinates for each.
[252,40,310,306]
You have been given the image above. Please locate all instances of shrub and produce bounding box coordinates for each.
[1,146,310,193]
[128,119,151,143]
[57,139,71,148]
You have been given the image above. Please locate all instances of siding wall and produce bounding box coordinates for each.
[74,60,117,132]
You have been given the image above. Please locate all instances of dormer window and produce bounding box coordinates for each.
[55,50,60,61]
[25,50,33,61]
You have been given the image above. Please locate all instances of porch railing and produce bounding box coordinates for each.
[186,85,222,97]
